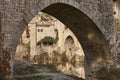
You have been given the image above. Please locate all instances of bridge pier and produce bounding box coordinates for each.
[0,49,13,80]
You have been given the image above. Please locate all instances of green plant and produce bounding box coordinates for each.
[37,36,55,46]
[54,31,59,43]
[37,31,59,46]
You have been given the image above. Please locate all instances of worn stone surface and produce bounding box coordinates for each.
[0,0,120,80]
[0,49,12,80]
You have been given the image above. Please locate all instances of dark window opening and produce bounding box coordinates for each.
[38,29,43,32]
[38,29,40,32]
[41,29,43,32]
[26,27,30,38]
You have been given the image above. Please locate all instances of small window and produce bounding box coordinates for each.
[26,28,30,38]
[38,29,43,32]
[26,31,30,38]
[41,29,43,32]
[38,29,40,32]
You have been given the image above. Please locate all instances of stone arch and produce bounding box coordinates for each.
[0,0,113,80]
[24,3,111,79]
[14,1,111,64]
[41,3,111,64]
[21,0,112,36]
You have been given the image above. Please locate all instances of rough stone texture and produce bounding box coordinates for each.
[0,0,120,80]
[112,0,120,66]
[0,49,12,80]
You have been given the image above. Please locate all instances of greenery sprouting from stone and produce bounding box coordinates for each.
[54,31,59,43]
[38,36,55,45]
[37,30,59,46]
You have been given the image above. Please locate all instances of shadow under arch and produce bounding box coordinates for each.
[42,3,111,63]
[41,3,112,78]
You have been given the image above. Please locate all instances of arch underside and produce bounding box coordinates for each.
[15,3,112,79]
[41,3,111,65]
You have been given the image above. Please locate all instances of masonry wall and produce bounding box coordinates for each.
[0,0,120,79]
[112,0,120,65]
[0,0,118,62]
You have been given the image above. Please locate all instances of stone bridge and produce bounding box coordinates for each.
[0,0,120,80]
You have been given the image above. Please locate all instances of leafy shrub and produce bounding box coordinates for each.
[37,31,59,46]
[37,36,55,46]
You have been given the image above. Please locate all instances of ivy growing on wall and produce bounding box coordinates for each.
[37,30,59,46]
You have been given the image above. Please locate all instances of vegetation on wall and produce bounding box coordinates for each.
[54,31,59,43]
[38,36,55,45]
[37,31,59,46]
